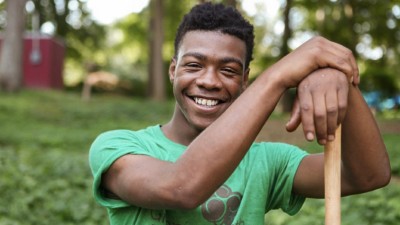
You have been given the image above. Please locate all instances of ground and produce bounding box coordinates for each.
[256,117,400,146]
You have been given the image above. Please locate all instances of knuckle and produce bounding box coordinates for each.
[314,110,325,120]
[338,102,347,111]
[336,57,347,66]
[298,84,310,94]
[313,36,324,44]
[338,73,348,82]
[300,103,311,112]
[345,48,354,58]
[312,45,323,56]
[326,106,338,115]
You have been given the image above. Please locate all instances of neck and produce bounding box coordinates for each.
[161,105,203,146]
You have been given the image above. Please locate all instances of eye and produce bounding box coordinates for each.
[221,67,239,76]
[184,63,202,72]
[186,63,201,68]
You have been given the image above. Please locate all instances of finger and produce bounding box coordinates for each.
[349,55,360,85]
[286,96,301,132]
[325,90,339,141]
[306,37,356,84]
[312,93,327,145]
[327,40,359,84]
[298,85,315,142]
[337,83,349,125]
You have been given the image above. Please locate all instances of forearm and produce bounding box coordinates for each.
[105,36,363,209]
[174,70,286,205]
[341,85,391,195]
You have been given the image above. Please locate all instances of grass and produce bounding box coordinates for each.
[0,89,173,225]
[0,89,399,225]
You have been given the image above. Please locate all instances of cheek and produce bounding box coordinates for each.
[225,79,245,97]
[172,76,190,99]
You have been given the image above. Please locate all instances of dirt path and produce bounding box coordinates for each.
[256,119,400,146]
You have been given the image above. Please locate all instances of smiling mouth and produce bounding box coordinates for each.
[193,97,220,107]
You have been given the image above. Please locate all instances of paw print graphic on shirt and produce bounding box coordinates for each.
[201,185,242,225]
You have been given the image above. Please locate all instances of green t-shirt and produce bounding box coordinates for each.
[89,125,308,225]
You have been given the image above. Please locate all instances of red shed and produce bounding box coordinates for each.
[22,35,65,89]
[0,34,65,89]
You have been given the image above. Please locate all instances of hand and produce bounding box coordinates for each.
[270,36,359,89]
[286,68,349,145]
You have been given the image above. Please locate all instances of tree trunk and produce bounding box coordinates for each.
[148,0,165,101]
[0,0,27,92]
[278,0,295,113]
[342,0,358,57]
[280,0,293,57]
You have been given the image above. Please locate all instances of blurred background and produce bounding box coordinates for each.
[0,0,399,224]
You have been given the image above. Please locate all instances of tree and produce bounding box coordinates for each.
[296,0,400,94]
[0,0,27,92]
[148,0,165,101]
[29,0,106,63]
[223,0,237,7]
[280,0,293,57]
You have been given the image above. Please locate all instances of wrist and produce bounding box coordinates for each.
[257,66,290,92]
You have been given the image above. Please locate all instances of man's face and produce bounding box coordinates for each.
[169,31,249,131]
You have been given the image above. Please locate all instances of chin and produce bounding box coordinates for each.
[189,118,215,133]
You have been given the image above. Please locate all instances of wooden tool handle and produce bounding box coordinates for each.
[324,125,342,225]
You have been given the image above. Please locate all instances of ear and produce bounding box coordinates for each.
[241,68,250,91]
[168,58,177,83]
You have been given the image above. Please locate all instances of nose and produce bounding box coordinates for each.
[195,68,223,90]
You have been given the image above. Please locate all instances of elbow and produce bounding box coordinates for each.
[371,158,392,190]
[349,150,392,193]
[357,165,392,193]
[374,167,392,189]
[176,197,203,210]
[164,172,213,210]
[170,188,206,210]
[157,180,207,210]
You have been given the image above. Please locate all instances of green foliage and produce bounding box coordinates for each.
[382,133,400,175]
[28,0,107,62]
[265,181,400,225]
[0,90,174,224]
[301,127,400,177]
[0,146,106,225]
[292,0,400,95]
[359,65,399,97]
[0,89,398,224]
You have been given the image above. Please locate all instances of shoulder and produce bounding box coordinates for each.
[90,125,160,149]
[88,125,160,174]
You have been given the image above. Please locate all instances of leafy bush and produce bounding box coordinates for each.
[0,146,107,225]
[0,90,173,225]
[0,90,398,224]
[265,181,400,225]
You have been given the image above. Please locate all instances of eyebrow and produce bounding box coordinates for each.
[182,52,244,70]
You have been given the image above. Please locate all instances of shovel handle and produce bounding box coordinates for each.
[324,125,342,225]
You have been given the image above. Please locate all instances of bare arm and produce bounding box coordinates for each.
[290,68,391,198]
[102,37,361,209]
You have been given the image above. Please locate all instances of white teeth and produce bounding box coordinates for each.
[194,97,219,106]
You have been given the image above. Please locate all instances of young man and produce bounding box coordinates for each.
[89,3,391,225]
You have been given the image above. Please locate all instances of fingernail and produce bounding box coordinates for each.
[306,132,314,141]
[328,135,335,141]
[319,139,327,145]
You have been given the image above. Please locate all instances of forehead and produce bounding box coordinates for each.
[177,31,246,61]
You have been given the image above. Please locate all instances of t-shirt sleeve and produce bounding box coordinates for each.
[88,130,153,209]
[263,142,308,215]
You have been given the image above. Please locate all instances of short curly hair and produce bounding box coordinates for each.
[174,2,254,69]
